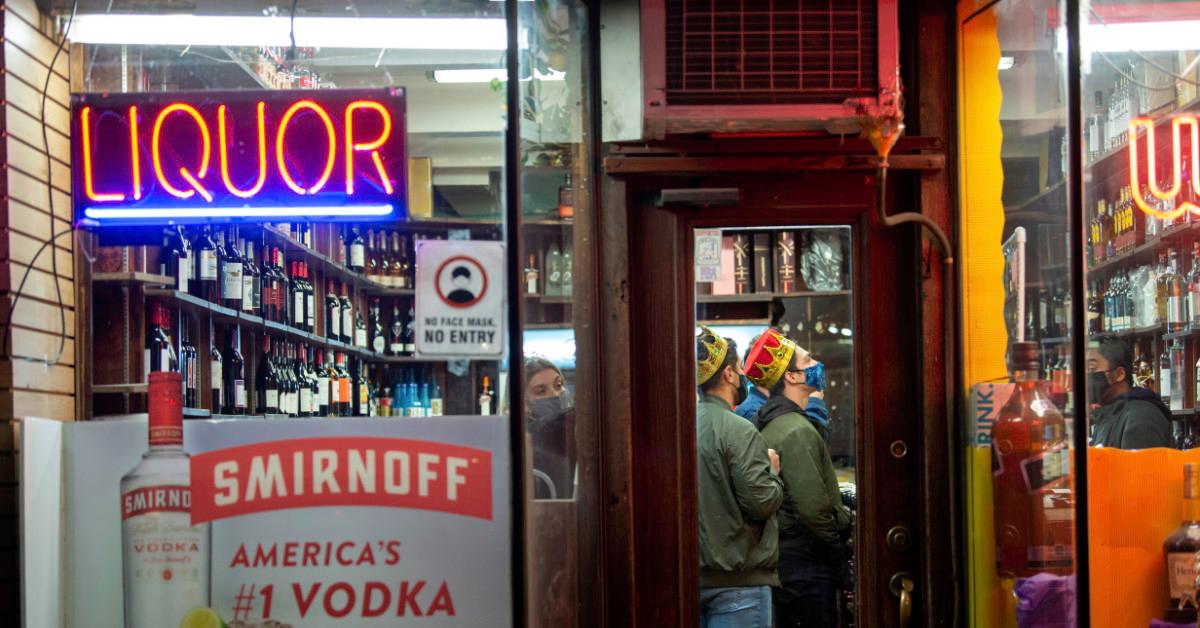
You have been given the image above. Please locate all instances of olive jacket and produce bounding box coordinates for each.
[697,395,784,588]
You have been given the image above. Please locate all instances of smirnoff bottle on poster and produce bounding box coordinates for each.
[120,372,210,627]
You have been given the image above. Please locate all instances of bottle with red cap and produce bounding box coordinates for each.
[119,372,210,625]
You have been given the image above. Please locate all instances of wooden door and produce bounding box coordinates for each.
[602,169,940,627]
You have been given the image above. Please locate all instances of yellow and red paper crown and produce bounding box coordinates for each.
[743,329,797,390]
[696,326,730,385]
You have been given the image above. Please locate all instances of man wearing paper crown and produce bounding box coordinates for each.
[744,329,852,628]
[695,326,783,627]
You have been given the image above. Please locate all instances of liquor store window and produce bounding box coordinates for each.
[1081,2,1200,626]
[44,0,598,626]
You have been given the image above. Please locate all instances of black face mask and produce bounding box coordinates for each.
[1088,370,1114,405]
[733,374,749,406]
[529,394,571,425]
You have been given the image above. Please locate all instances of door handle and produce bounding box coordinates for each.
[889,572,914,628]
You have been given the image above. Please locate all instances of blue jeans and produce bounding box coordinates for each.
[700,585,773,628]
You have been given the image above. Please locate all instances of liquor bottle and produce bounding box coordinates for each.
[326,280,342,341]
[1168,249,1188,332]
[1088,281,1104,334]
[1190,243,1200,330]
[558,170,574,220]
[562,242,573,297]
[261,247,277,322]
[224,326,246,415]
[357,361,370,417]
[1164,464,1200,610]
[348,226,366,272]
[525,255,539,295]
[1105,201,1116,259]
[306,347,320,416]
[316,350,330,416]
[378,231,394,286]
[209,319,223,412]
[180,323,198,408]
[370,299,385,354]
[336,352,352,417]
[546,244,563,297]
[410,377,425,417]
[121,372,210,627]
[403,306,416,356]
[242,239,259,316]
[160,227,190,293]
[1158,253,1170,325]
[259,335,280,414]
[221,227,244,310]
[195,226,219,302]
[340,283,354,345]
[297,345,312,418]
[429,373,443,416]
[291,262,306,330]
[390,303,404,356]
[145,303,173,381]
[991,341,1072,577]
[1162,344,1174,407]
[395,373,410,417]
[392,232,407,289]
[303,263,316,333]
[366,229,379,278]
[479,375,494,415]
[354,307,368,349]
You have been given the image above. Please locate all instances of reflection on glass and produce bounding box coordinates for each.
[959,1,1077,625]
[695,226,856,623]
[1082,1,1200,625]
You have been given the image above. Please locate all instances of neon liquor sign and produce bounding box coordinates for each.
[1127,115,1200,219]
[71,88,406,226]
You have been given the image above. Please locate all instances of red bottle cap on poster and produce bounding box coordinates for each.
[148,371,183,446]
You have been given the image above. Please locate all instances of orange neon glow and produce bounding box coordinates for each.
[276,100,336,195]
[218,103,268,198]
[344,100,394,195]
[128,106,141,200]
[80,107,126,202]
[151,103,212,200]
[1130,115,1200,220]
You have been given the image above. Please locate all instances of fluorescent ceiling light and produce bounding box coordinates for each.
[84,204,395,219]
[66,14,507,50]
[432,68,565,83]
[1083,20,1200,53]
[998,56,1015,71]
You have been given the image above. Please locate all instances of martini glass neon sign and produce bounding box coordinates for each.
[72,88,407,226]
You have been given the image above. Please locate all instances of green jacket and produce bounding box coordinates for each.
[697,395,783,588]
[755,396,852,554]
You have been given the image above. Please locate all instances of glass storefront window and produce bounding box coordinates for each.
[1081,3,1200,626]
[958,1,1078,625]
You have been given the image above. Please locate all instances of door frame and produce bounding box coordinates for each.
[595,165,950,627]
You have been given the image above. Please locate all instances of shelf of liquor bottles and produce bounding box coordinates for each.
[88,218,515,421]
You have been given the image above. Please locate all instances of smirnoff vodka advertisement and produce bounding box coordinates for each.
[45,411,510,628]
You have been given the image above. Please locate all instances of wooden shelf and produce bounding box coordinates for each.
[94,383,148,394]
[525,294,573,304]
[1095,324,1166,340]
[361,283,415,297]
[698,290,850,303]
[93,271,174,285]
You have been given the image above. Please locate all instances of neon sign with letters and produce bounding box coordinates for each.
[71,88,406,227]
[1128,115,1200,219]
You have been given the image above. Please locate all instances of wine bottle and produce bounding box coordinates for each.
[355,307,368,349]
[336,353,351,417]
[525,255,539,295]
[390,303,404,356]
[222,226,244,310]
[366,229,379,278]
[242,239,259,315]
[370,299,385,354]
[297,344,312,418]
[145,303,173,381]
[259,335,279,414]
[326,280,342,341]
[160,227,189,293]
[209,319,223,412]
[303,262,316,333]
[402,306,416,356]
[195,226,219,302]
[429,373,443,416]
[1164,463,1200,610]
[291,261,306,330]
[224,326,246,415]
[316,350,331,417]
[340,283,354,345]
[348,226,366,272]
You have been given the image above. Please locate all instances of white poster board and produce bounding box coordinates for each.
[414,240,505,358]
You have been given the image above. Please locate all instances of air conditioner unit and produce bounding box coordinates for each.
[635,0,899,138]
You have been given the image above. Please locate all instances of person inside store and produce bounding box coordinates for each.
[736,334,770,421]
[696,327,784,628]
[525,356,576,499]
[1087,338,1172,449]
[744,329,852,628]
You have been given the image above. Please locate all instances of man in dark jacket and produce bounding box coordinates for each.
[696,327,784,627]
[744,329,852,628]
[1087,338,1172,449]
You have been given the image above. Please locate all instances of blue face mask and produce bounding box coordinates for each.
[803,362,826,391]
